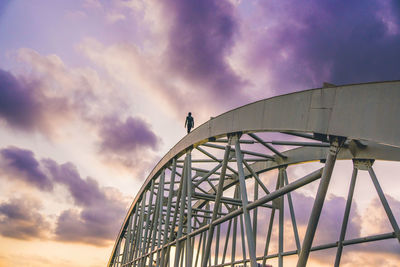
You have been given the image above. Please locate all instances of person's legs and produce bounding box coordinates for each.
[187,126,192,133]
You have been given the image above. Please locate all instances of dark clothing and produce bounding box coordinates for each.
[185,115,194,133]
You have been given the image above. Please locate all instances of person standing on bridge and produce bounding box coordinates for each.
[185,112,194,134]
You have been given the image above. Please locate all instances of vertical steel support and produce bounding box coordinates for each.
[191,219,196,260]
[167,160,186,265]
[134,194,147,267]
[128,205,140,263]
[334,167,358,266]
[149,176,163,265]
[122,215,133,265]
[147,180,162,265]
[180,245,185,267]
[283,168,301,254]
[114,240,121,267]
[262,208,275,267]
[155,171,165,267]
[278,168,284,267]
[222,219,232,265]
[201,229,208,267]
[368,167,400,242]
[186,151,193,267]
[174,155,188,267]
[195,230,204,267]
[215,207,221,266]
[200,231,205,267]
[202,143,231,267]
[141,181,155,267]
[253,181,259,245]
[203,203,210,266]
[235,136,258,267]
[297,138,341,267]
[160,159,177,267]
[263,176,280,267]
[239,213,248,266]
[231,197,238,267]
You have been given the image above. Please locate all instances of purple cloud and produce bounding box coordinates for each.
[162,0,247,105]
[0,147,52,191]
[289,192,361,245]
[0,69,43,130]
[253,178,363,257]
[55,199,126,246]
[99,116,159,154]
[0,146,128,245]
[0,197,50,240]
[43,159,105,206]
[246,0,400,93]
[281,191,399,261]
[42,158,128,245]
[0,68,71,135]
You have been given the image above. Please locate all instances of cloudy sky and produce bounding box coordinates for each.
[0,0,399,266]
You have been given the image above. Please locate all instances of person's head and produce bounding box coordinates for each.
[188,112,191,116]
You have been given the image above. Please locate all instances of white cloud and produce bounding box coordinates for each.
[106,12,126,23]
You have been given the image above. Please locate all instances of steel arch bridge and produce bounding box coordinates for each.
[108,81,400,267]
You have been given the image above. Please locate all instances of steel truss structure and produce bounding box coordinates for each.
[108,81,400,267]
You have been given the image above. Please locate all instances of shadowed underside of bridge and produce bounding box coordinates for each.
[108,81,400,267]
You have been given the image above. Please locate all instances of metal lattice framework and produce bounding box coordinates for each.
[108,81,400,267]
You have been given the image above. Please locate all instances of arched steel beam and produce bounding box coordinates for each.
[108,80,400,266]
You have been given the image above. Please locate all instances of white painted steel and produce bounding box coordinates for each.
[109,81,400,267]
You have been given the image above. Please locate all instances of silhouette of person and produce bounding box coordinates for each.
[185,112,194,134]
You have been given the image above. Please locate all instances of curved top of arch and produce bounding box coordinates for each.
[109,80,400,264]
[150,80,400,182]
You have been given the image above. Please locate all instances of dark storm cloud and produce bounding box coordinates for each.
[0,147,52,191]
[162,0,247,103]
[0,69,42,130]
[251,0,400,92]
[0,197,50,240]
[99,116,159,154]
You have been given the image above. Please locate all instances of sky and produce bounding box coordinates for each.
[0,0,399,266]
